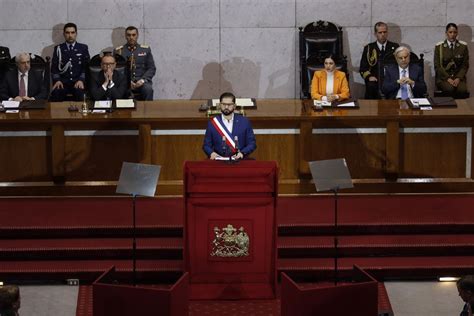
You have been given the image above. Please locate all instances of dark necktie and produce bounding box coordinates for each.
[68,44,73,51]
[19,74,26,97]
[381,45,385,55]
[450,43,454,51]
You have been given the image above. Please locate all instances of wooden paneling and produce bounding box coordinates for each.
[1,99,474,195]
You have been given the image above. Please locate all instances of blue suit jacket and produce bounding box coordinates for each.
[382,63,427,99]
[203,114,256,157]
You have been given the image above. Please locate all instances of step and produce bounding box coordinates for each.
[278,256,474,279]
[278,235,474,257]
[0,238,183,260]
[0,225,183,238]
[278,223,474,235]
[0,259,183,283]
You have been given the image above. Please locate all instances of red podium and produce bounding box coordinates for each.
[184,160,278,300]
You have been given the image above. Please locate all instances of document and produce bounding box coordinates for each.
[116,99,135,108]
[235,98,254,107]
[2,101,20,108]
[409,98,431,106]
[94,100,112,109]
[91,109,107,114]
[337,102,357,108]
[314,100,332,107]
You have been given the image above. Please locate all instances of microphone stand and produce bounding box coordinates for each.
[132,193,137,286]
[333,186,339,286]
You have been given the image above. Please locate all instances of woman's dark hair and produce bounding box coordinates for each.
[446,23,458,32]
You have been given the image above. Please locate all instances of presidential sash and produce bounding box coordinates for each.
[211,116,237,153]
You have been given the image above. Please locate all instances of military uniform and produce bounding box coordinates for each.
[50,42,90,101]
[0,46,11,83]
[434,39,469,97]
[115,43,156,100]
[359,41,399,99]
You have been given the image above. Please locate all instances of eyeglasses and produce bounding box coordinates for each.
[101,63,116,67]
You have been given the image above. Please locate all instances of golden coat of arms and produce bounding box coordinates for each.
[211,224,250,257]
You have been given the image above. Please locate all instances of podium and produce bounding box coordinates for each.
[281,266,378,316]
[184,160,278,300]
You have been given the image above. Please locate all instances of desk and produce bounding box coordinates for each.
[1,99,474,195]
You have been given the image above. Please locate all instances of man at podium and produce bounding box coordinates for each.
[203,92,256,160]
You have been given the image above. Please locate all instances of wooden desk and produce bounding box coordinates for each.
[1,99,474,195]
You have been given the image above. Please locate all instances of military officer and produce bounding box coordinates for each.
[360,22,399,99]
[50,22,90,101]
[0,45,11,83]
[115,26,156,100]
[434,23,469,98]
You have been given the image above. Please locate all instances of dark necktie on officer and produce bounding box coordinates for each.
[68,44,73,51]
[381,44,385,56]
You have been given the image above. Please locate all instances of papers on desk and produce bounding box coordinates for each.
[91,109,107,114]
[116,99,135,109]
[211,98,255,107]
[313,100,332,107]
[2,101,20,109]
[215,156,230,161]
[336,102,357,108]
[409,98,431,106]
[94,100,112,109]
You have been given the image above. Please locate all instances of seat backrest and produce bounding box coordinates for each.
[299,21,347,99]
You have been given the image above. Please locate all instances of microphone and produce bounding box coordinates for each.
[234,136,239,154]
[221,136,227,157]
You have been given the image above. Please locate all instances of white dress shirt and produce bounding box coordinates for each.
[221,113,234,133]
[322,71,334,101]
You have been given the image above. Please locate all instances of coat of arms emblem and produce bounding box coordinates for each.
[211,224,250,257]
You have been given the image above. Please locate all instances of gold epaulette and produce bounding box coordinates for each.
[141,44,149,48]
[435,41,444,46]
[115,45,123,53]
[459,40,467,46]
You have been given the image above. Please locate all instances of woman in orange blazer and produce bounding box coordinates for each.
[310,55,350,101]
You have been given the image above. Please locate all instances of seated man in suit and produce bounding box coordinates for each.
[203,92,256,160]
[457,275,474,316]
[0,52,48,101]
[89,54,129,101]
[382,46,427,99]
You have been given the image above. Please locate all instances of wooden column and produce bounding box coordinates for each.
[385,121,399,179]
[51,124,65,183]
[138,124,152,164]
[298,121,312,174]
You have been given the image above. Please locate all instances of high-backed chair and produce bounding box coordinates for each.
[87,53,128,99]
[299,20,348,99]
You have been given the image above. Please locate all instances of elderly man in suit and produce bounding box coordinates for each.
[0,52,48,101]
[89,54,129,101]
[382,46,427,100]
[203,92,256,160]
[50,22,90,101]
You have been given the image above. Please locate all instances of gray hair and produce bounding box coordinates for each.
[15,52,30,64]
[393,46,410,57]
